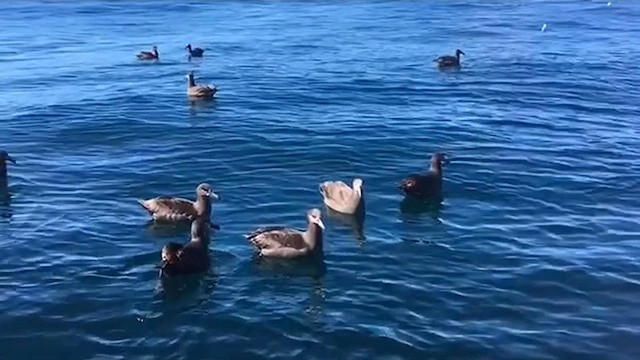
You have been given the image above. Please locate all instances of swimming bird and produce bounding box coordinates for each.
[186,71,218,99]
[160,218,211,277]
[435,49,465,69]
[0,151,16,186]
[138,183,219,222]
[246,208,325,259]
[399,152,449,200]
[319,178,365,215]
[137,46,159,60]
[186,44,204,58]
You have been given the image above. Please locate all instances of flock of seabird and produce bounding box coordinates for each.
[1,43,459,278]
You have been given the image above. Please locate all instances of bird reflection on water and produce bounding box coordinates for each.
[188,96,218,116]
[253,253,327,279]
[399,196,444,220]
[325,206,366,246]
[253,255,328,321]
[155,272,218,309]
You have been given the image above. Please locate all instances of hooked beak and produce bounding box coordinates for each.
[208,191,219,200]
[316,219,326,230]
[6,156,15,164]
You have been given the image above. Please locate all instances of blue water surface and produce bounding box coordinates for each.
[1,1,640,359]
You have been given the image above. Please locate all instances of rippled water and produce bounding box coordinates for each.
[1,1,640,359]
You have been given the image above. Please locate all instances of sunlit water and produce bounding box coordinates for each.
[1,1,640,359]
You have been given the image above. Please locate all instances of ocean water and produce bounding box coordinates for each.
[1,1,640,359]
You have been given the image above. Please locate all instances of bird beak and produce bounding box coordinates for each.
[460,51,466,55]
[208,191,219,200]
[6,156,15,164]
[316,219,326,230]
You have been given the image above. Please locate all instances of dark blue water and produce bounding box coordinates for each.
[1,1,640,359]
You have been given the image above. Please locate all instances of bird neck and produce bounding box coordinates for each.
[188,76,196,87]
[194,195,211,216]
[0,161,6,180]
[190,219,211,248]
[191,235,209,248]
[305,222,323,250]
[430,160,442,175]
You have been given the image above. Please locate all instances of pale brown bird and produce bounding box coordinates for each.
[186,71,218,99]
[246,208,325,259]
[319,178,364,215]
[138,183,219,222]
[137,46,159,60]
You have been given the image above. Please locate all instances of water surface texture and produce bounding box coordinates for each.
[1,1,640,359]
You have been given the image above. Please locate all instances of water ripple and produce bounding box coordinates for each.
[1,1,640,359]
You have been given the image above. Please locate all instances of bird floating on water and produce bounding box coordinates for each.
[319,178,365,215]
[541,23,548,32]
[186,44,204,58]
[435,49,465,69]
[138,183,219,223]
[186,71,218,99]
[160,218,211,277]
[246,208,325,259]
[399,152,449,200]
[136,46,159,60]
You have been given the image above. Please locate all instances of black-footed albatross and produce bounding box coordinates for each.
[246,208,325,259]
[160,218,211,277]
[185,44,204,58]
[186,71,218,99]
[138,183,219,223]
[1,151,16,186]
[319,178,365,215]
[435,49,465,69]
[137,46,159,60]
[399,152,449,200]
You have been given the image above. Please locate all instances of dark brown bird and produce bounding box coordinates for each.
[185,44,204,58]
[435,49,465,69]
[138,183,219,222]
[160,218,211,277]
[246,208,325,259]
[399,152,449,200]
[0,151,16,186]
[137,46,159,60]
